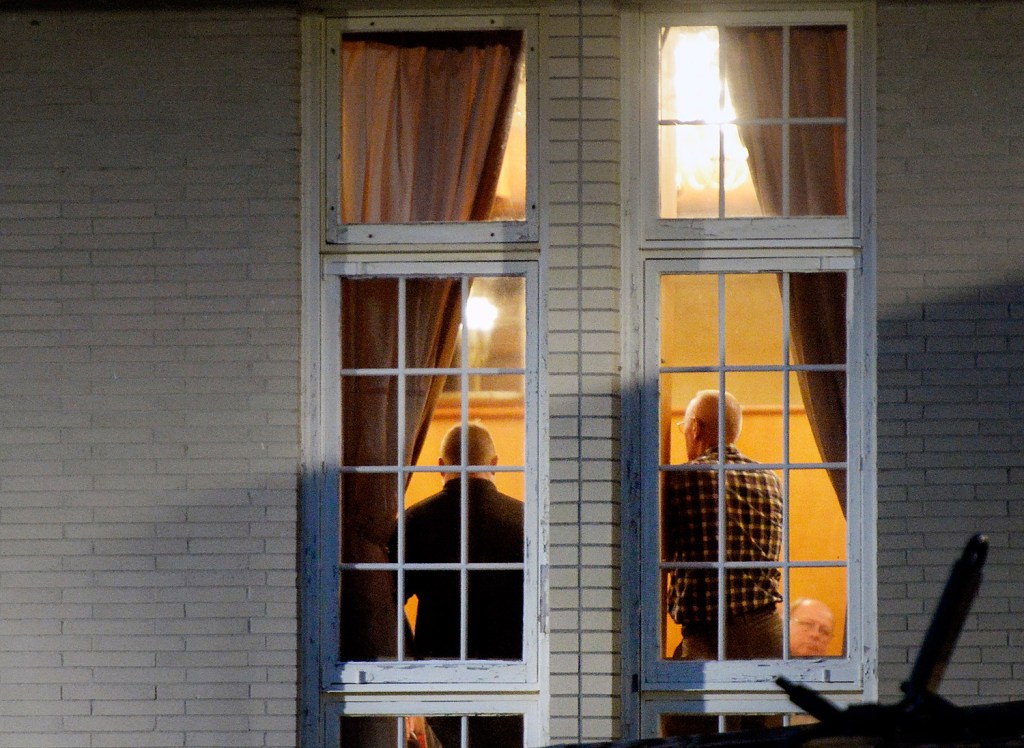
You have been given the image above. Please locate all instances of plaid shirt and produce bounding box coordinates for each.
[664,445,783,624]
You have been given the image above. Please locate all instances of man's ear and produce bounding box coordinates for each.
[490,455,499,467]
[438,457,445,467]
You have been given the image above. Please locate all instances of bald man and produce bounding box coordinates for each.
[394,422,523,662]
[664,389,784,660]
[790,598,835,658]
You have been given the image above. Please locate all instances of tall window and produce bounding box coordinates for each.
[628,5,874,738]
[308,14,544,748]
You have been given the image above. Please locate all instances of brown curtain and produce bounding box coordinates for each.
[341,30,523,222]
[721,27,848,515]
[337,31,519,701]
[720,26,846,218]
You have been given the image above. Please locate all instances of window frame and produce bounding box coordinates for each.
[323,13,540,246]
[639,255,868,693]
[320,696,544,748]
[318,258,543,692]
[640,6,863,243]
[621,2,876,736]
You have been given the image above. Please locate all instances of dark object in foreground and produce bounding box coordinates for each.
[551,534,1024,747]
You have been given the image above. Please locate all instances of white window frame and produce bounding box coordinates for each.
[621,1,876,738]
[324,13,540,246]
[319,258,543,691]
[640,255,867,693]
[640,5,864,243]
[321,696,544,748]
[639,691,864,735]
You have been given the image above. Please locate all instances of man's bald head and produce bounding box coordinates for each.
[682,389,742,460]
[439,422,498,473]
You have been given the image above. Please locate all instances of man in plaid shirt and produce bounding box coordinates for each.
[664,389,784,660]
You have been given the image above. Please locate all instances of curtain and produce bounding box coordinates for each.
[720,26,846,218]
[341,30,523,222]
[721,27,848,515]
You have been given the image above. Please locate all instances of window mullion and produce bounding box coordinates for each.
[716,273,727,660]
[396,278,408,662]
[459,276,470,662]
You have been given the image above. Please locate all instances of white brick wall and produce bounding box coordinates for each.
[877,0,1024,704]
[544,3,622,743]
[0,8,300,747]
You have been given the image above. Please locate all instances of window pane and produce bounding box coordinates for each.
[660,274,719,368]
[724,274,783,366]
[338,715,400,746]
[339,568,398,661]
[340,30,526,224]
[405,278,462,370]
[468,377,525,470]
[449,277,527,378]
[342,278,397,369]
[790,27,847,119]
[659,24,848,219]
[789,566,846,658]
[788,273,847,366]
[663,124,721,219]
[789,125,846,216]
[789,468,846,563]
[722,566,783,659]
[726,371,784,465]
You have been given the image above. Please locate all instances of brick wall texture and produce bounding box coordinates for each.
[876,0,1024,703]
[0,7,301,747]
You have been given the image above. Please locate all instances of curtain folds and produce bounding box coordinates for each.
[721,27,848,516]
[720,26,846,217]
[341,31,523,223]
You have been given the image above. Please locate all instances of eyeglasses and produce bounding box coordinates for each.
[793,618,833,638]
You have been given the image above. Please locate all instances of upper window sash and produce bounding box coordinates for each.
[319,259,542,690]
[324,15,539,246]
[640,8,862,243]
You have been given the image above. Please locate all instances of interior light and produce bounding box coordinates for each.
[466,296,499,332]
[667,27,750,193]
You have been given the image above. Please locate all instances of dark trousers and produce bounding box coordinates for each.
[677,605,782,660]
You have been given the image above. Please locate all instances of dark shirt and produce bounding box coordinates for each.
[664,445,783,624]
[395,477,524,660]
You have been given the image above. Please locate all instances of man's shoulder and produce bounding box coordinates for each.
[406,488,454,523]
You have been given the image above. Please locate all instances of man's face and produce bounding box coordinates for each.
[790,602,835,657]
